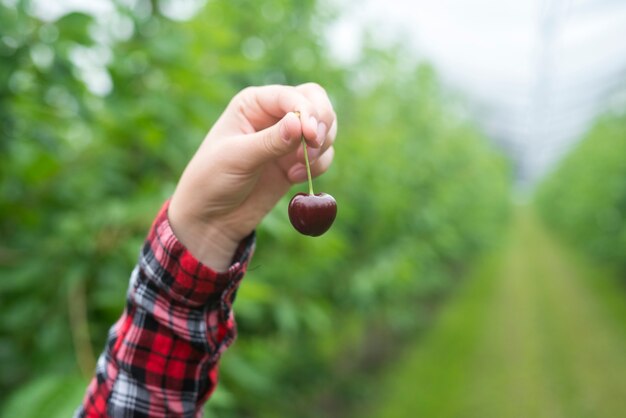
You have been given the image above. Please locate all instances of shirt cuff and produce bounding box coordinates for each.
[140,199,255,307]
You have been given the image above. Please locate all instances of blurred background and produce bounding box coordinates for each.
[0,0,625,417]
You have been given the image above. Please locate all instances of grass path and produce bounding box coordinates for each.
[364,208,626,418]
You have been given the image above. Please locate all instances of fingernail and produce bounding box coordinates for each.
[309,115,317,135]
[316,122,327,147]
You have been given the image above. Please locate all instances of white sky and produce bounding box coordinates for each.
[328,0,626,186]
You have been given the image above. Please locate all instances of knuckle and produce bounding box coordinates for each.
[231,87,253,112]
[300,81,324,93]
[234,86,251,102]
[262,129,281,156]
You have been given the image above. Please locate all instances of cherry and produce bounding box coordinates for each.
[289,192,337,236]
[288,112,337,236]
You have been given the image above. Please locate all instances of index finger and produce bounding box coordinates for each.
[232,85,322,147]
[295,82,336,137]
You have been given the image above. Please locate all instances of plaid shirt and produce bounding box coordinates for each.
[75,201,255,417]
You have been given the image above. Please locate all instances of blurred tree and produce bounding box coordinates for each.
[536,111,626,275]
[0,1,510,417]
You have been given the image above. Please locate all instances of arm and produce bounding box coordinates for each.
[76,84,337,417]
[76,201,255,417]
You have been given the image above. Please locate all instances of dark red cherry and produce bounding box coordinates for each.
[288,192,337,236]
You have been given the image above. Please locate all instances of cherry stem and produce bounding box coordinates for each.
[301,136,314,195]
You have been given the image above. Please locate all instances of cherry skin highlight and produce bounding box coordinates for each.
[288,192,337,237]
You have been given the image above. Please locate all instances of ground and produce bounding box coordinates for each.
[365,208,626,418]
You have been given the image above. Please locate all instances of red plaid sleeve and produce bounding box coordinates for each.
[75,200,255,418]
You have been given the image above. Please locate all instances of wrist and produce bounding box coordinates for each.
[167,204,242,273]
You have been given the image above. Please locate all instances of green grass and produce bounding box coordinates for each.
[363,207,626,418]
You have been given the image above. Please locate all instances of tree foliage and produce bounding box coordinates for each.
[536,111,626,275]
[0,1,510,416]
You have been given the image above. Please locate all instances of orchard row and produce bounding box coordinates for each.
[536,111,626,277]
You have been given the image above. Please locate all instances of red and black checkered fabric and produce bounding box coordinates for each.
[75,200,255,417]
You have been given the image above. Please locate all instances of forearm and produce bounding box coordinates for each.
[75,200,255,417]
[75,82,336,417]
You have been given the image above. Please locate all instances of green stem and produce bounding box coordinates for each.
[302,136,314,195]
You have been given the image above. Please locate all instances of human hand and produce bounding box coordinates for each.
[168,83,337,271]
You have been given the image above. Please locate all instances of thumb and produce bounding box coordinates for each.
[235,112,303,166]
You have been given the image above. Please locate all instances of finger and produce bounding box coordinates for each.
[327,118,338,145]
[310,146,335,178]
[232,111,303,167]
[296,118,337,162]
[288,146,335,184]
[233,85,320,145]
[295,82,337,146]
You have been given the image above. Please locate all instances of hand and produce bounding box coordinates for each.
[168,83,337,271]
